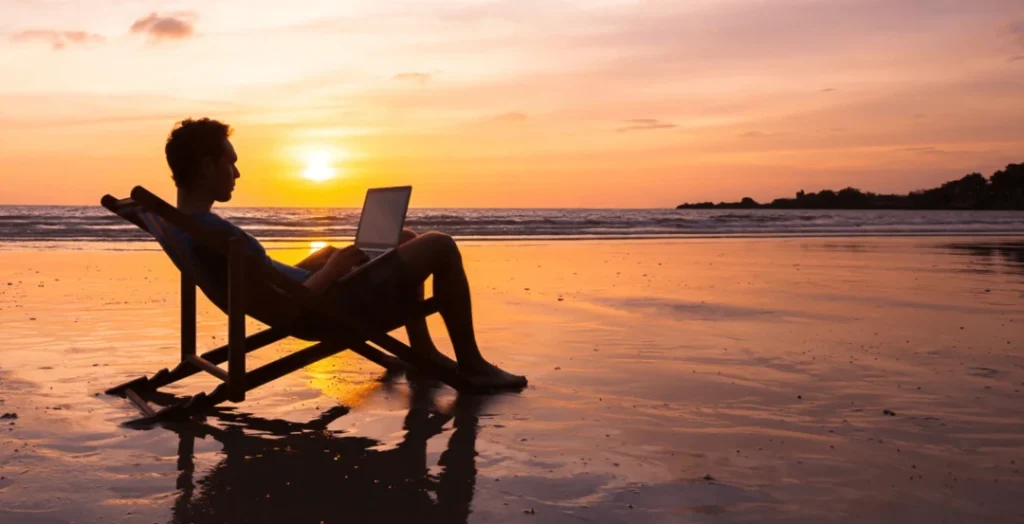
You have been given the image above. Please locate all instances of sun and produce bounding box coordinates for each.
[301,151,337,182]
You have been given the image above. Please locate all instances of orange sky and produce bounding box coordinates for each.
[1,0,1023,208]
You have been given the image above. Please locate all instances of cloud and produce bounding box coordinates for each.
[392,72,433,85]
[616,118,676,133]
[494,111,527,122]
[738,131,777,138]
[9,30,104,50]
[894,146,958,156]
[130,12,195,41]
[820,87,837,92]
[1011,55,1024,62]
[1010,18,1024,47]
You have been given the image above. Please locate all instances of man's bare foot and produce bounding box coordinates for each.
[461,361,528,390]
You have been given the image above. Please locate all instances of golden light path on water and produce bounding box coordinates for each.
[309,240,328,254]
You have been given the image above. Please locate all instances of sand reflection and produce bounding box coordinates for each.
[946,241,1024,275]
[167,386,486,524]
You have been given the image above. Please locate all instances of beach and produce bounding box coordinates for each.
[1,236,1023,523]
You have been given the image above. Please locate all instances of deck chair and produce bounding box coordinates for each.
[102,186,481,424]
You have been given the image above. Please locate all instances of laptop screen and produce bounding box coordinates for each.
[355,186,412,248]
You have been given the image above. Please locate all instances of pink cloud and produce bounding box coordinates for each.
[130,12,196,41]
[616,118,676,133]
[1010,18,1024,47]
[10,30,104,50]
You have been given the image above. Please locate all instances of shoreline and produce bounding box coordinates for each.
[0,232,1022,252]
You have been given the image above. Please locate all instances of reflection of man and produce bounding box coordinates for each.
[165,117,525,388]
[170,391,490,523]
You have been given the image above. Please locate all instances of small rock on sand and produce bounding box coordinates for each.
[0,413,17,420]
[703,474,715,481]
[883,409,896,416]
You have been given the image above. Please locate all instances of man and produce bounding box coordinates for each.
[165,117,526,389]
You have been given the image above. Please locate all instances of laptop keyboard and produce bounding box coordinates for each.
[361,248,389,261]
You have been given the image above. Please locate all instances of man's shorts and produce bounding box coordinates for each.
[323,250,419,333]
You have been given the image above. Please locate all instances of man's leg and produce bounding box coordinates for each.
[397,232,526,388]
[302,233,447,360]
[398,230,449,363]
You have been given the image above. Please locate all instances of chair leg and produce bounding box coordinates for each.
[227,236,247,402]
[105,328,289,398]
[181,275,196,361]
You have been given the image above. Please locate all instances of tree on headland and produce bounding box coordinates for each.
[909,173,988,209]
[990,164,1024,209]
[676,163,1024,210]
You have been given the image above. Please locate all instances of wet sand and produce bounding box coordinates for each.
[1,237,1023,523]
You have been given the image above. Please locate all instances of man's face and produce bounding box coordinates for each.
[200,139,240,203]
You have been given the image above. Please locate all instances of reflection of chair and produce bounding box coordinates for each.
[167,387,486,524]
[101,186,480,424]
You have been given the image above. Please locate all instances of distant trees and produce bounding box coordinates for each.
[905,168,1024,209]
[989,164,1024,209]
[908,173,988,209]
[676,163,1024,210]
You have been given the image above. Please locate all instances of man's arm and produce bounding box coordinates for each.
[302,245,368,293]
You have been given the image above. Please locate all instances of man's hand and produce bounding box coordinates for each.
[329,245,369,271]
[302,245,369,293]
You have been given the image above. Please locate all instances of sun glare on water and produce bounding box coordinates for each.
[301,151,337,182]
[309,240,328,254]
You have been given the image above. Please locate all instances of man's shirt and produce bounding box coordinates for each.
[187,211,312,287]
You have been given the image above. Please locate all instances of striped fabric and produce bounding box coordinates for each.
[137,211,194,274]
[135,210,225,305]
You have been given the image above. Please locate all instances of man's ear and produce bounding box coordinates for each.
[194,157,217,185]
[199,156,215,175]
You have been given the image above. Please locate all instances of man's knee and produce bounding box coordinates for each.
[400,228,418,244]
[421,231,460,260]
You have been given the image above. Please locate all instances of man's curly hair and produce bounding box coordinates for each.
[164,118,233,189]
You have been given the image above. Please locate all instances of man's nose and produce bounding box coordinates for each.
[234,167,241,179]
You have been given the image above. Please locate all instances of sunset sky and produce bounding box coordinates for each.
[1,0,1022,208]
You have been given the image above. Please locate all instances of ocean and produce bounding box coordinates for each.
[0,206,1022,246]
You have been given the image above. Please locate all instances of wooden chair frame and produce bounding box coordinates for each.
[102,186,479,424]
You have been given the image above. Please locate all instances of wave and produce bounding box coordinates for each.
[0,206,1021,243]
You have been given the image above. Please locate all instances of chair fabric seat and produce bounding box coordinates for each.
[135,209,422,342]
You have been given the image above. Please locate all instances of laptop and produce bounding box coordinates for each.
[353,186,412,262]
